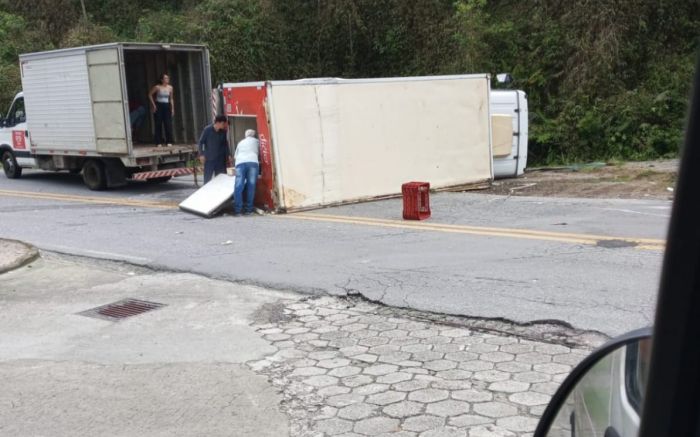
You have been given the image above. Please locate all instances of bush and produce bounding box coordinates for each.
[0,11,52,111]
[454,0,699,164]
[61,21,117,47]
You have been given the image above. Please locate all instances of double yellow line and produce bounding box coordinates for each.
[0,189,665,251]
[0,189,177,209]
[283,212,666,251]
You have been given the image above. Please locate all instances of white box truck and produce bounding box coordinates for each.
[0,43,212,189]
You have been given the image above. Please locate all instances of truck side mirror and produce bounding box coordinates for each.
[533,327,652,437]
[496,73,514,85]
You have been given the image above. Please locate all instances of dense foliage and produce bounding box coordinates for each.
[0,0,697,164]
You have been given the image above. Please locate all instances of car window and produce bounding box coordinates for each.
[6,98,25,126]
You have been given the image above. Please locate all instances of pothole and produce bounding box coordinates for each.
[596,239,638,249]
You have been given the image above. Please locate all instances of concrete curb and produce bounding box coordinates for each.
[0,239,39,274]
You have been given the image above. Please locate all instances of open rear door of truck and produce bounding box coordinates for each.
[87,47,128,154]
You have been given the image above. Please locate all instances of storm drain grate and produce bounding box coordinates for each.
[78,298,166,321]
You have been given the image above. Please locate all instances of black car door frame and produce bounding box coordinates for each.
[638,52,700,437]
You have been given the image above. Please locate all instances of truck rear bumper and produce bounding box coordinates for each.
[131,167,195,180]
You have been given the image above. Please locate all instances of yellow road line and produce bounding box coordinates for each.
[283,212,665,251]
[0,189,177,209]
[0,189,665,251]
[298,213,665,245]
[637,244,666,251]
[280,214,595,245]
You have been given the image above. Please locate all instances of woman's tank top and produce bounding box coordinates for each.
[156,86,171,104]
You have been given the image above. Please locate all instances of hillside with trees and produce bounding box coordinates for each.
[0,0,697,164]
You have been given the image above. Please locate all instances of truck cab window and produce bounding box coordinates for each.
[6,98,25,126]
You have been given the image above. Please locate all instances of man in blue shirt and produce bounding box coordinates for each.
[198,115,231,184]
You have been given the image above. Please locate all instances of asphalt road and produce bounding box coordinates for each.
[0,170,670,336]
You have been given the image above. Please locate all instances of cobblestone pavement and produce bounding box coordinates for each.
[247,296,598,437]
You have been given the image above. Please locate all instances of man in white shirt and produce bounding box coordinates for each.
[233,129,260,216]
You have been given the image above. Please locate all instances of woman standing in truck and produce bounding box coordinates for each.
[149,73,175,147]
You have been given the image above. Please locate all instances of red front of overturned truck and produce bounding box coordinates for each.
[221,83,276,211]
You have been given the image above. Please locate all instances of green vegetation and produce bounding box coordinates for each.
[0,0,697,164]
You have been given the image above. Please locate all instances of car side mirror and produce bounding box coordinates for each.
[533,327,652,437]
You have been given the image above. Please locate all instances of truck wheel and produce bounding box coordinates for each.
[146,176,172,184]
[82,159,107,190]
[2,150,22,179]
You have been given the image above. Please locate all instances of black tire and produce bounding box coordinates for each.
[146,176,172,184]
[82,159,107,190]
[1,150,22,179]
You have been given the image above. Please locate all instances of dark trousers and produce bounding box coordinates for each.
[204,160,226,184]
[154,102,174,144]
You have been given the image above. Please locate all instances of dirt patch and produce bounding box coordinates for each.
[482,159,678,200]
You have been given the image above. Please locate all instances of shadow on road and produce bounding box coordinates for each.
[16,171,196,196]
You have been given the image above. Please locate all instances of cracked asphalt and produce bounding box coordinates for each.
[0,172,667,335]
[1,254,599,437]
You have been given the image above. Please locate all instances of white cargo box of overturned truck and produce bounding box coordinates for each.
[17,43,211,188]
[222,74,494,212]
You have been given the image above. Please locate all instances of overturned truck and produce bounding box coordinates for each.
[221,75,495,212]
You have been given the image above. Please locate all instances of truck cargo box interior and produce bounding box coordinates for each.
[124,49,208,147]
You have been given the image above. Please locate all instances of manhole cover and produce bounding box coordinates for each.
[78,298,166,321]
[596,239,638,249]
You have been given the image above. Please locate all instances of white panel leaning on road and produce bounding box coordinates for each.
[179,174,235,217]
[269,76,494,210]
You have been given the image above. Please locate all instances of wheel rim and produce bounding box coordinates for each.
[83,161,105,188]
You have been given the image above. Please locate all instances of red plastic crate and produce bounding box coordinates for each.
[402,182,431,220]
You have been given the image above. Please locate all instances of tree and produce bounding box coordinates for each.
[1,0,698,163]
[1,0,81,46]
[0,11,52,110]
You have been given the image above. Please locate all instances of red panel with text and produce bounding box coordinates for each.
[12,130,26,150]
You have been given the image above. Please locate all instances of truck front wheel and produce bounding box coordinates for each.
[82,159,107,190]
[2,150,22,179]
